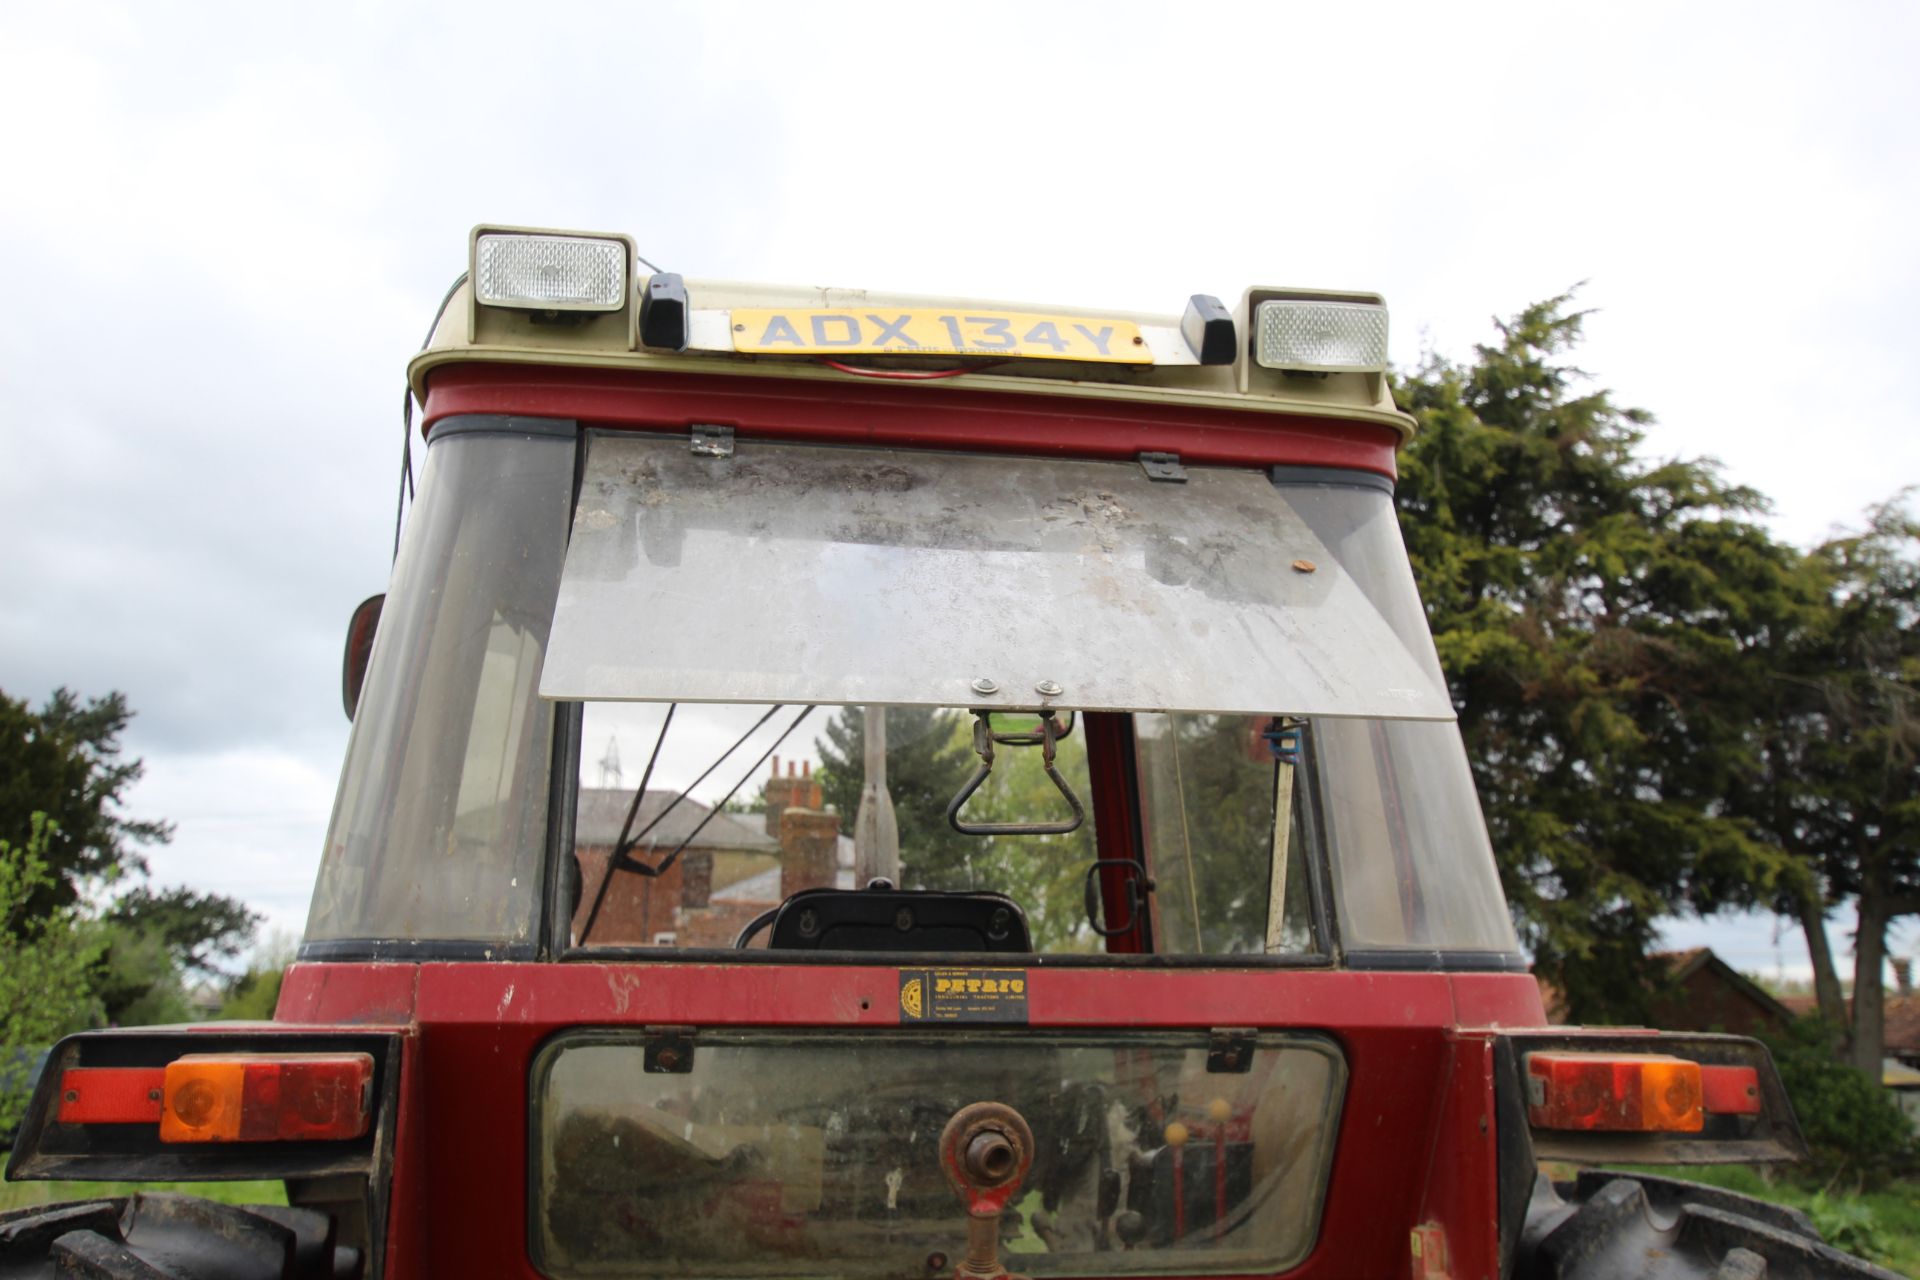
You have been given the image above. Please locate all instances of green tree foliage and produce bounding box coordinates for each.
[945,716,1099,951]
[1135,715,1304,955]
[0,688,172,923]
[217,931,296,1022]
[105,886,260,976]
[1,815,103,1135]
[816,706,978,885]
[1394,295,1811,1021]
[218,968,285,1022]
[0,687,259,1027]
[1764,1017,1913,1185]
[87,921,194,1026]
[1748,497,1920,1072]
[816,707,1099,949]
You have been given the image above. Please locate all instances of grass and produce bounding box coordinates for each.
[1608,1164,1920,1278]
[0,1178,286,1213]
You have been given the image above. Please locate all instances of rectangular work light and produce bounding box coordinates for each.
[1254,298,1389,373]
[473,230,630,312]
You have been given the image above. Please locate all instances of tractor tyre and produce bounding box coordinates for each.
[1517,1169,1899,1280]
[0,1192,358,1280]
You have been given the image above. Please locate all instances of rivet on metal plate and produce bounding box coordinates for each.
[1035,680,1064,698]
[970,677,1000,696]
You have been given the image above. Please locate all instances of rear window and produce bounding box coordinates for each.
[533,1029,1346,1278]
[565,703,1321,957]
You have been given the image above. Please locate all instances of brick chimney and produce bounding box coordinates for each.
[763,756,811,837]
[1895,957,1913,998]
[764,758,824,836]
[779,770,839,900]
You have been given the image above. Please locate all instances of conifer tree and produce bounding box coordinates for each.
[1394,295,1805,1020]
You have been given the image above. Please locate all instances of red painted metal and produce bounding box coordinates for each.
[268,961,1546,1279]
[418,363,1403,478]
[56,1067,164,1124]
[1449,970,1550,1029]
[1701,1064,1763,1116]
[1083,712,1150,954]
[274,960,418,1024]
[1409,1036,1502,1280]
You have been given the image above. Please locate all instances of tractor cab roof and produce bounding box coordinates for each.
[407,225,1415,446]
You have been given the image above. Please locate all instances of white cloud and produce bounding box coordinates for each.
[3,0,1914,970]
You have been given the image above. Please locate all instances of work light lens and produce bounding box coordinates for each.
[475,233,628,311]
[1254,299,1389,372]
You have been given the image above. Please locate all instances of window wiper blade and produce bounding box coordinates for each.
[578,704,816,945]
[614,705,779,863]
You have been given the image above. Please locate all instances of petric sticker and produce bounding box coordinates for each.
[898,968,1029,1024]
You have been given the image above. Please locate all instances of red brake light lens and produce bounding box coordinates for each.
[159,1053,372,1143]
[1525,1052,1705,1133]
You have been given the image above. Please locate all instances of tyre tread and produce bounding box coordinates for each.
[1520,1171,1901,1280]
[0,1194,354,1280]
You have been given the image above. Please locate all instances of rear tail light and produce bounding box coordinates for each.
[53,1053,373,1144]
[160,1053,373,1143]
[1526,1052,1704,1133]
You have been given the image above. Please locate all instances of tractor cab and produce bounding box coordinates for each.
[3,228,1823,1280]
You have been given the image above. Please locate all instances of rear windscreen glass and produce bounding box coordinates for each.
[532,1029,1345,1278]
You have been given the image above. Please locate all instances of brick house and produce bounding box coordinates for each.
[571,757,854,948]
[1646,948,1798,1038]
[1538,948,1796,1037]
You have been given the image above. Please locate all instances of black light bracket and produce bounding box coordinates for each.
[1181,294,1237,366]
[639,272,690,350]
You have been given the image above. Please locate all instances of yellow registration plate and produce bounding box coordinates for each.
[730,308,1149,364]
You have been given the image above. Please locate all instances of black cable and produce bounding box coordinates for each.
[643,705,815,880]
[578,704,784,944]
[578,705,678,942]
[392,271,470,564]
[579,705,816,946]
[609,704,677,862]
[614,705,781,862]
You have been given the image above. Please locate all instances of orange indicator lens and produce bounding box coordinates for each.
[159,1053,372,1144]
[1526,1052,1704,1133]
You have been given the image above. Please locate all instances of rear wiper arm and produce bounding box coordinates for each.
[579,704,816,944]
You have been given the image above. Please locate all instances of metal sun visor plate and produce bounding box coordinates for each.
[540,435,1454,719]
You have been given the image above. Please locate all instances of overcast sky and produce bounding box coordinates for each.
[2,1,1915,978]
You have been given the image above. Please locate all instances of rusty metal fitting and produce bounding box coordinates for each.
[964,1130,1018,1186]
[938,1102,1036,1280]
[939,1102,1034,1201]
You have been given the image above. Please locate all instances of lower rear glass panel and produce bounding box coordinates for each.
[532,1030,1346,1278]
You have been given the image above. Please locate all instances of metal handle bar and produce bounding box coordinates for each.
[946,711,1086,837]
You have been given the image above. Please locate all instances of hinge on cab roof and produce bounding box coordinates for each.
[643,1025,696,1073]
[1138,451,1186,482]
[690,424,734,457]
[1207,1028,1256,1073]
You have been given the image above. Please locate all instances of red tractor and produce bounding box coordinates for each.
[3,226,1886,1279]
